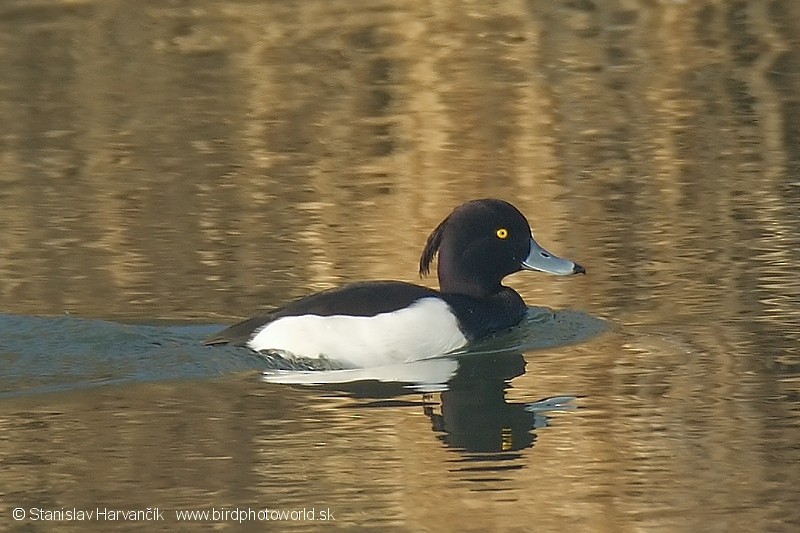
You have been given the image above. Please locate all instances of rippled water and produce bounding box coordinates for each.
[2,0,800,531]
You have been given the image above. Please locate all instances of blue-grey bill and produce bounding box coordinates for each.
[521,238,586,275]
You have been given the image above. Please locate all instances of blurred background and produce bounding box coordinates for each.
[1,0,799,531]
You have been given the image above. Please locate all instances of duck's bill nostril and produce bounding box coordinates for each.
[522,238,585,276]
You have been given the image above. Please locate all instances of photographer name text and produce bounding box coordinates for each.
[12,506,334,523]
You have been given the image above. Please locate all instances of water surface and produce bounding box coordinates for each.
[1,0,799,531]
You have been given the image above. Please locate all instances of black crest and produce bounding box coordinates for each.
[419,214,450,276]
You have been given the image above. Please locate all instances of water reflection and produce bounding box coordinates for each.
[2,0,800,529]
[268,349,577,459]
[424,353,568,455]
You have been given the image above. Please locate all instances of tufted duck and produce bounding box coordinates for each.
[204,199,585,367]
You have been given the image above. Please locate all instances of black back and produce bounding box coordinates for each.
[204,281,439,346]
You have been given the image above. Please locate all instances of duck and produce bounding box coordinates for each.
[204,199,585,368]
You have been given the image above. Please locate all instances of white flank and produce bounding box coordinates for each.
[248,297,468,368]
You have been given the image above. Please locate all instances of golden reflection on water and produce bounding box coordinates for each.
[1,0,800,531]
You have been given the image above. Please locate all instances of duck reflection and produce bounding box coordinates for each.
[261,349,576,455]
[426,352,533,453]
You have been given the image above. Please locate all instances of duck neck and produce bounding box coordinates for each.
[441,285,528,340]
[437,270,502,298]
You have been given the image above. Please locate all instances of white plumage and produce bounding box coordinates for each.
[248,297,468,368]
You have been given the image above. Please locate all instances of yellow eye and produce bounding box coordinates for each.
[496,228,509,239]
